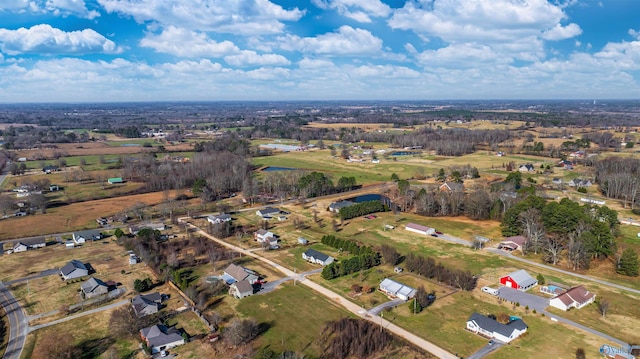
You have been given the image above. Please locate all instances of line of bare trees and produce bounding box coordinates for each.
[594,157,640,209]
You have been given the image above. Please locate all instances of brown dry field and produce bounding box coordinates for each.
[304,122,393,130]
[0,190,200,240]
[12,140,194,158]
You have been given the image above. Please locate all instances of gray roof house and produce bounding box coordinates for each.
[60,260,89,280]
[221,264,259,285]
[81,277,109,299]
[140,324,185,354]
[466,312,528,343]
[229,280,254,299]
[132,292,162,317]
[302,248,334,266]
[207,214,232,224]
[328,200,355,213]
[256,207,281,218]
[72,230,103,244]
[379,278,416,301]
[440,181,464,193]
[12,237,46,252]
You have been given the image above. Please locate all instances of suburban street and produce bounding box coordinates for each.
[0,282,27,359]
[28,299,129,332]
[180,218,459,359]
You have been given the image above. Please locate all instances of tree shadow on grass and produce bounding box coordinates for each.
[77,336,115,359]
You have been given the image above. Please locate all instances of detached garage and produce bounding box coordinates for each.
[499,269,538,292]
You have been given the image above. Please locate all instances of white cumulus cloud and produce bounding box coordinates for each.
[97,0,303,35]
[278,26,383,56]
[224,51,290,67]
[0,24,121,55]
[542,23,582,41]
[140,26,239,57]
[0,0,99,19]
[312,0,391,22]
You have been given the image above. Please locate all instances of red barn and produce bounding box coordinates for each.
[499,269,538,292]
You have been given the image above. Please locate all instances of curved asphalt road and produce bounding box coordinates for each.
[0,282,27,359]
[180,218,458,359]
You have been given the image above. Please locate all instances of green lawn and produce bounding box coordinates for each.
[236,283,353,356]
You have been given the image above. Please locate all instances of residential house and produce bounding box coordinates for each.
[518,164,535,173]
[81,277,109,299]
[405,223,435,236]
[140,324,185,354]
[60,259,89,280]
[552,178,563,186]
[559,160,574,170]
[498,235,528,252]
[132,292,162,317]
[72,230,103,245]
[568,178,592,187]
[221,264,259,285]
[229,280,255,299]
[466,313,528,343]
[328,200,355,213]
[65,241,75,249]
[42,165,59,174]
[379,278,416,301]
[255,207,281,218]
[12,237,46,252]
[107,177,124,184]
[302,248,334,266]
[254,229,275,243]
[549,286,596,311]
[499,269,538,291]
[439,181,464,193]
[129,222,166,235]
[207,214,232,224]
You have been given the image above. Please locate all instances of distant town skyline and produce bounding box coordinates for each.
[0,0,639,103]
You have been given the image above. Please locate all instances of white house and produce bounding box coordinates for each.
[379,278,416,301]
[72,230,102,245]
[140,325,185,354]
[302,248,334,266]
[549,286,596,311]
[229,280,254,299]
[60,259,89,280]
[256,207,281,218]
[12,242,28,253]
[498,236,528,252]
[254,229,275,243]
[207,214,232,224]
[405,223,435,236]
[466,313,528,343]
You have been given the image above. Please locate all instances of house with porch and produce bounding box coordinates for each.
[549,286,596,311]
[302,248,334,266]
[207,214,232,224]
[221,263,260,285]
[140,324,185,354]
[72,230,103,245]
[498,235,528,252]
[466,313,528,343]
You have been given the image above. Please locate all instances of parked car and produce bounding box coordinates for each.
[481,287,499,295]
[435,231,443,235]
[488,340,495,346]
[430,233,438,237]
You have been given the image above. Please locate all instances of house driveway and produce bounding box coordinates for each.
[467,341,504,359]
[496,287,548,312]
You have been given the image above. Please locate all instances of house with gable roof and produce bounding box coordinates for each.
[466,312,528,343]
[132,292,162,317]
[80,277,109,299]
[229,280,255,299]
[549,286,596,311]
[379,278,416,301]
[302,248,334,266]
[60,259,89,280]
[498,235,528,252]
[140,324,185,354]
[405,223,435,236]
[439,181,464,193]
[499,269,538,291]
[207,213,232,224]
[221,263,259,285]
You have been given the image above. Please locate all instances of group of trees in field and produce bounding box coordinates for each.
[338,200,387,220]
[593,157,640,210]
[405,253,477,291]
[319,318,394,359]
[320,235,382,280]
[500,195,629,273]
[409,286,437,313]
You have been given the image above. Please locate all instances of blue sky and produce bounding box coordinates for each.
[0,0,638,102]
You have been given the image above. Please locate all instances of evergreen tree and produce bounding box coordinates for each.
[617,249,639,277]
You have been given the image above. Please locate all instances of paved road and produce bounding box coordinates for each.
[180,218,458,359]
[367,298,404,315]
[467,342,503,359]
[0,282,28,359]
[438,233,472,246]
[496,287,549,312]
[541,310,627,347]
[4,268,59,285]
[29,299,129,332]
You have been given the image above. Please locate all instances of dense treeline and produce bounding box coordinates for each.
[319,318,395,359]
[594,157,640,209]
[338,200,387,220]
[320,235,382,280]
[500,195,620,271]
[405,253,477,291]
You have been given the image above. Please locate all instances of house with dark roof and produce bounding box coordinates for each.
[466,312,528,343]
[229,280,255,299]
[42,165,59,174]
[140,324,185,354]
[498,235,528,252]
[549,286,596,311]
[379,278,416,301]
[207,214,232,224]
[439,181,464,193]
[60,259,89,280]
[131,292,162,317]
[72,230,103,245]
[80,277,109,299]
[500,269,538,291]
[221,264,259,285]
[302,248,334,266]
[256,207,281,218]
[518,164,535,172]
[12,237,46,252]
[405,223,435,236]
